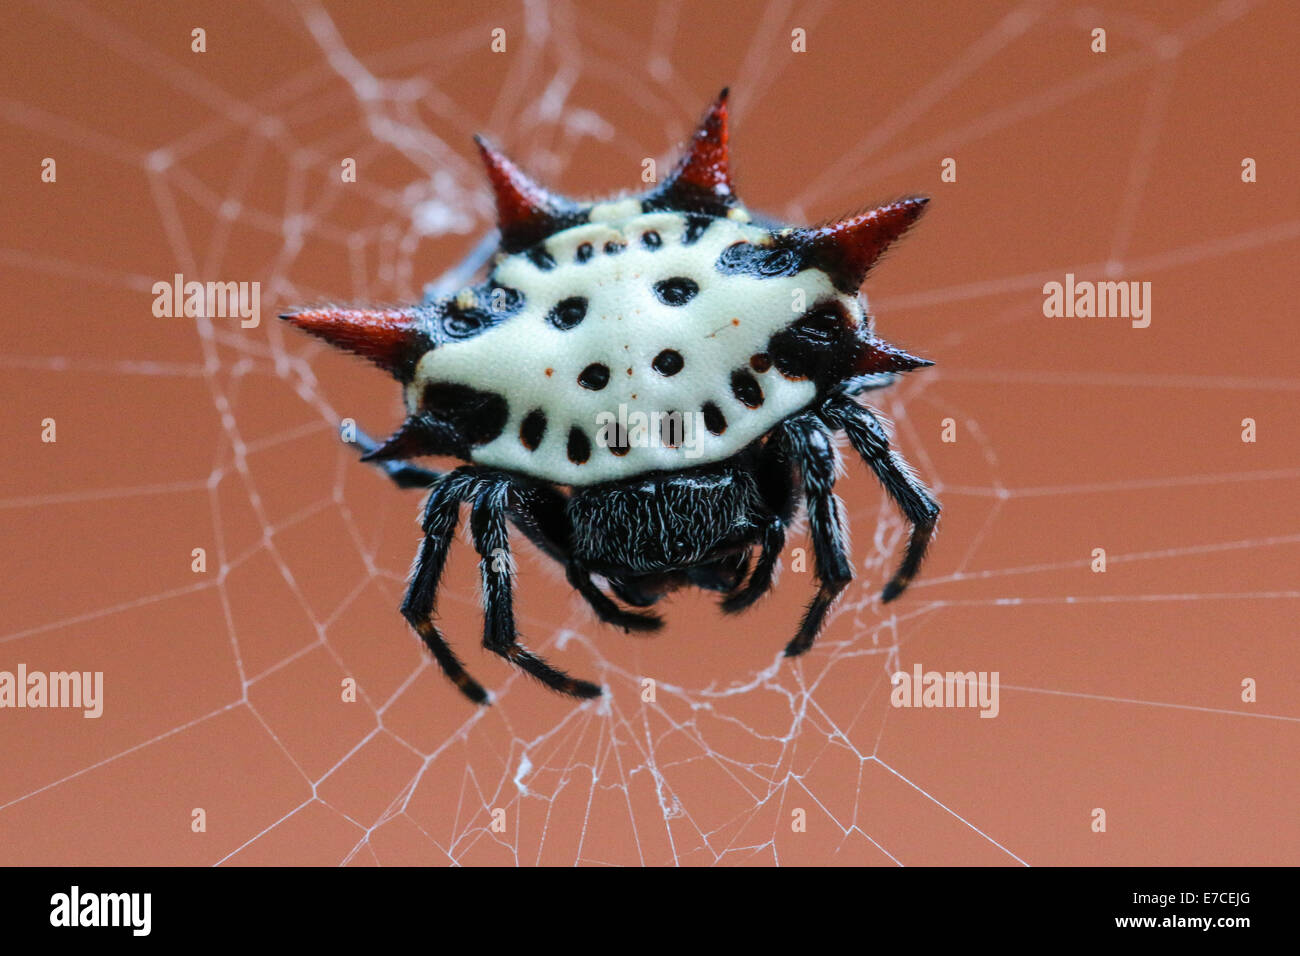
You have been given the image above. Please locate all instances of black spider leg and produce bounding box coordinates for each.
[350,427,442,490]
[500,482,571,565]
[821,395,940,602]
[469,479,604,699]
[401,469,602,703]
[722,438,798,613]
[687,550,752,593]
[564,563,664,633]
[401,470,489,703]
[501,484,663,633]
[720,520,783,612]
[777,415,855,658]
[606,576,665,607]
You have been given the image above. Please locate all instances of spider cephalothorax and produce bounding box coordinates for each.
[283,89,939,704]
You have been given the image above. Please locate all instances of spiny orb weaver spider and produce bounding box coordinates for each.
[282,89,939,704]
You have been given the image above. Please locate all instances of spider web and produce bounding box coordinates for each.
[2,0,1298,866]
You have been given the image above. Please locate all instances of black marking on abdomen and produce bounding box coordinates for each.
[682,215,712,245]
[520,409,547,450]
[423,383,508,449]
[641,230,662,249]
[651,349,684,376]
[730,369,764,408]
[489,283,524,314]
[702,401,727,435]
[659,411,683,448]
[441,282,524,339]
[715,241,800,279]
[604,240,626,256]
[525,246,556,271]
[606,425,630,456]
[653,277,699,306]
[576,242,594,263]
[567,427,592,464]
[547,296,588,330]
[578,363,610,390]
[769,299,856,386]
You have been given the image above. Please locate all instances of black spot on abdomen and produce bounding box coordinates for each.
[653,277,699,306]
[567,427,592,464]
[578,363,610,390]
[702,401,727,435]
[715,241,800,279]
[520,409,547,450]
[659,411,683,448]
[547,296,588,330]
[525,246,556,271]
[441,282,524,340]
[730,369,764,408]
[682,215,712,245]
[652,349,684,376]
[606,426,630,456]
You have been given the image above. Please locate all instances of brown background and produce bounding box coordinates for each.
[1,0,1297,866]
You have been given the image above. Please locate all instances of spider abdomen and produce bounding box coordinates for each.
[408,210,836,486]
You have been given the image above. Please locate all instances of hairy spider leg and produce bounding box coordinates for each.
[499,481,570,564]
[402,469,603,703]
[502,486,663,632]
[721,437,799,613]
[605,575,668,607]
[776,414,855,658]
[468,480,603,699]
[686,549,752,593]
[594,551,756,612]
[721,517,785,613]
[564,562,664,633]
[479,478,665,633]
[401,470,490,703]
[356,419,662,637]
[503,483,666,631]
[821,396,940,602]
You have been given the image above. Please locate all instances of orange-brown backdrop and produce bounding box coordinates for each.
[1,0,1297,866]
